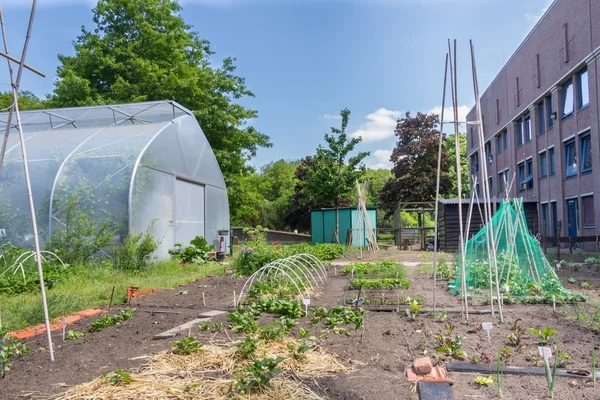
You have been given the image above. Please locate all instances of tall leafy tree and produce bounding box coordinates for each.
[0,91,47,111]
[300,109,369,240]
[50,0,271,221]
[380,112,452,214]
[258,160,298,230]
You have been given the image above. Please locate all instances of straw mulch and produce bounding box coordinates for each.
[54,338,347,400]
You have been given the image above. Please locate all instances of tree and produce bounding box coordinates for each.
[445,132,469,199]
[50,0,271,215]
[380,112,452,214]
[0,91,47,111]
[299,109,369,240]
[351,168,392,206]
[258,160,298,230]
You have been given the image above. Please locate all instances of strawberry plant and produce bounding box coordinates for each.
[0,327,29,378]
[171,336,204,355]
[234,356,285,394]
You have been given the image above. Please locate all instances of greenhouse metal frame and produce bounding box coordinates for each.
[0,100,230,258]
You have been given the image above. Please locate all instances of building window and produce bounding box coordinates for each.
[537,102,545,134]
[524,114,531,142]
[542,203,549,236]
[476,183,480,197]
[581,134,592,173]
[485,142,492,164]
[503,129,508,150]
[562,79,574,118]
[498,171,505,195]
[526,159,533,189]
[565,141,577,177]
[540,151,547,178]
[549,147,555,175]
[518,163,526,191]
[582,195,595,228]
[470,152,479,175]
[516,120,523,147]
[488,177,493,198]
[546,95,553,128]
[578,67,589,109]
[496,133,503,154]
[504,169,510,192]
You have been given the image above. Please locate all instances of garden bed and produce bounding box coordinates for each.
[2,252,600,399]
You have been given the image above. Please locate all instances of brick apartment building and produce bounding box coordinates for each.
[466,0,600,244]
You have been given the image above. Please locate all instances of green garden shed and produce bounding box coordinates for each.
[310,207,378,246]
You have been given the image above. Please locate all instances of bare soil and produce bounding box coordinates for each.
[2,255,600,400]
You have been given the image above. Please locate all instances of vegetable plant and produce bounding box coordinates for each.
[0,328,29,377]
[349,278,410,290]
[102,369,133,386]
[66,330,85,340]
[288,342,309,361]
[234,356,285,394]
[474,376,494,386]
[88,309,136,333]
[236,336,258,360]
[171,336,204,355]
[435,334,466,359]
[527,327,556,346]
[168,236,215,264]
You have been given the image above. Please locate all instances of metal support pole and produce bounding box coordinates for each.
[432,53,449,312]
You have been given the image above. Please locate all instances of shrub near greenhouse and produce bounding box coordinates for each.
[231,227,345,276]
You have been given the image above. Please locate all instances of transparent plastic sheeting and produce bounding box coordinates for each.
[449,199,579,301]
[0,101,229,258]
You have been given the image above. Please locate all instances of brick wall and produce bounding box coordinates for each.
[467,0,600,247]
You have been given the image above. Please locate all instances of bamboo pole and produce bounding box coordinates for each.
[448,39,468,318]
[470,40,503,322]
[432,53,449,312]
[4,1,54,360]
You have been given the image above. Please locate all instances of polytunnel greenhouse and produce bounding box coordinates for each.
[0,101,230,258]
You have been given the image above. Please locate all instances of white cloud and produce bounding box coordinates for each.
[525,7,548,21]
[319,113,342,120]
[366,149,393,170]
[350,108,401,143]
[428,105,470,125]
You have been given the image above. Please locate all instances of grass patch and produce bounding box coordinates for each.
[0,260,223,331]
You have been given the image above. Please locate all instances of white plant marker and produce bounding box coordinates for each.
[233,291,237,307]
[482,322,493,345]
[202,292,206,307]
[538,346,553,383]
[351,268,354,280]
[303,298,310,316]
[334,267,337,276]
[552,295,556,312]
[61,316,67,342]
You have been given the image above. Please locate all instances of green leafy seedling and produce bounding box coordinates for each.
[474,375,494,386]
[527,327,556,346]
[171,336,204,355]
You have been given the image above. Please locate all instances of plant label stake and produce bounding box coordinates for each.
[482,322,493,345]
[334,267,337,276]
[202,292,206,307]
[351,268,354,280]
[552,295,556,312]
[61,317,67,342]
[233,291,237,307]
[538,346,553,380]
[303,298,310,316]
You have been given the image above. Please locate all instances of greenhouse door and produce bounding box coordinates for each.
[175,179,205,246]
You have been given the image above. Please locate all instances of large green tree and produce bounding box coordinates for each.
[50,0,271,222]
[444,132,469,199]
[295,109,369,239]
[258,159,298,230]
[380,112,452,214]
[0,91,47,111]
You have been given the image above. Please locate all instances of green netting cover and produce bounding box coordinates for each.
[449,199,581,302]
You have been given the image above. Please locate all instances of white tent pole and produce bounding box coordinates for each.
[432,53,449,312]
[448,39,468,318]
[5,0,54,361]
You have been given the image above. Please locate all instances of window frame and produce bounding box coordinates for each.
[526,159,534,190]
[581,134,592,174]
[540,151,548,178]
[561,78,574,118]
[485,142,492,164]
[503,130,508,150]
[565,140,577,178]
[537,102,545,135]
[516,120,523,147]
[518,162,526,192]
[524,113,532,142]
[582,195,595,229]
[496,133,503,154]
[549,147,555,175]
[498,171,505,196]
[578,67,590,110]
[546,95,553,128]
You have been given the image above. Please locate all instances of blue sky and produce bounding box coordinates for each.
[1,0,553,170]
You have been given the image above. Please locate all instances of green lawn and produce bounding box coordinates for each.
[0,261,224,331]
